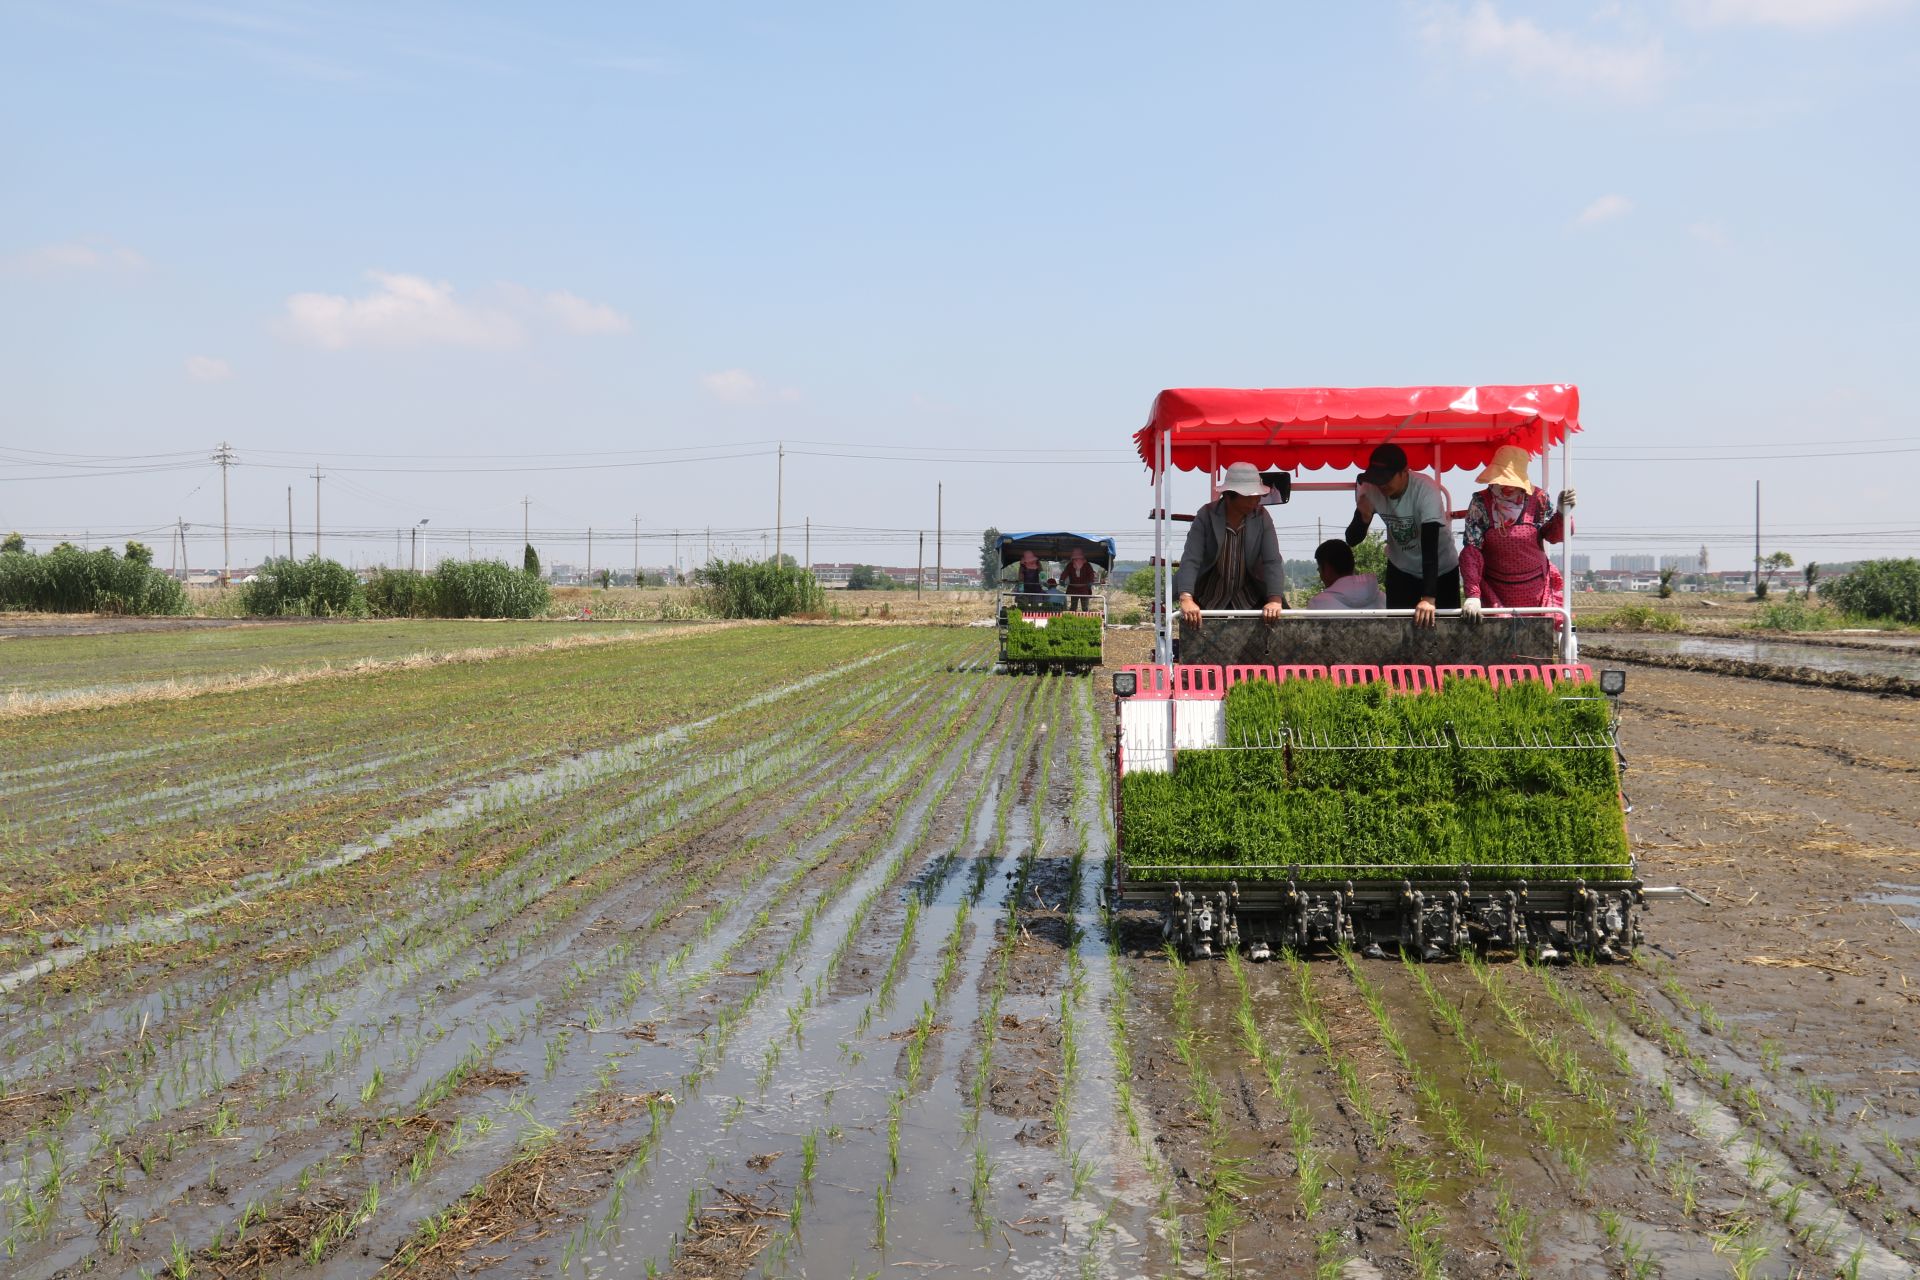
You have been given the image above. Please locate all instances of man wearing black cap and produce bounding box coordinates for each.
[1346,444,1460,628]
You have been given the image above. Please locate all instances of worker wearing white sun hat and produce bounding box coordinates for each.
[1174,461,1289,629]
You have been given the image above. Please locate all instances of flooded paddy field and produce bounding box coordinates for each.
[2,626,1917,1277]
[1584,633,1919,690]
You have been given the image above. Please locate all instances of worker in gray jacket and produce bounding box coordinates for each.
[1174,462,1288,629]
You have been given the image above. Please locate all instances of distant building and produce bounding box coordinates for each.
[1569,554,1591,575]
[809,563,984,589]
[1610,555,1656,572]
[1660,554,1706,573]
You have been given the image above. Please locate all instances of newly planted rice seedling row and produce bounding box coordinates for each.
[1225,951,1343,1279]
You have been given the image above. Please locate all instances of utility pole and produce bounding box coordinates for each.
[1753,480,1761,597]
[775,441,785,565]
[287,486,294,560]
[705,527,711,564]
[804,517,810,572]
[587,526,593,581]
[673,531,680,584]
[467,530,472,561]
[212,441,236,586]
[917,531,924,599]
[522,495,531,557]
[632,515,640,586]
[311,465,323,557]
[935,482,942,592]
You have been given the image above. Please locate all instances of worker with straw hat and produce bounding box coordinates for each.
[1458,445,1575,621]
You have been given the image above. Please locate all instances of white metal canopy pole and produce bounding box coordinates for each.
[1560,424,1576,661]
[1155,425,1171,664]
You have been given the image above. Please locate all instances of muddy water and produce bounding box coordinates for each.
[1872,883,1920,932]
[535,676,1027,1277]
[1591,633,1920,679]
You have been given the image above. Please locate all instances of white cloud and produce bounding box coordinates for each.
[701,369,763,403]
[284,273,632,350]
[1682,0,1910,27]
[284,272,524,350]
[185,355,233,382]
[3,240,146,273]
[701,369,800,404]
[1420,3,1666,98]
[1574,194,1635,226]
[544,290,630,335]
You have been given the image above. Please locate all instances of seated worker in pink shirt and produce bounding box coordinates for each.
[1305,539,1384,609]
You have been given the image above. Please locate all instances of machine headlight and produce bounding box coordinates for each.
[1112,671,1138,699]
[1599,669,1627,696]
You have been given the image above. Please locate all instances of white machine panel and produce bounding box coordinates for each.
[1118,698,1225,775]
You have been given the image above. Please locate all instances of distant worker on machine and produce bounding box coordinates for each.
[1347,443,1459,628]
[1043,577,1067,607]
[1060,545,1102,611]
[1305,538,1384,609]
[1458,445,1576,621]
[1011,548,1045,604]
[1175,461,1288,629]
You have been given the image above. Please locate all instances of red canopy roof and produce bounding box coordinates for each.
[1135,385,1580,475]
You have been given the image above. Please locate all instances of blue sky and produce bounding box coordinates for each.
[3,0,1916,574]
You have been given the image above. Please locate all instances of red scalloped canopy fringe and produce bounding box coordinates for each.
[1134,385,1581,474]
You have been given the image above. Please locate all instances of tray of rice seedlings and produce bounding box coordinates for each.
[1119,675,1628,883]
[1001,611,1102,665]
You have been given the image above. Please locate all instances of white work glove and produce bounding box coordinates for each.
[1461,596,1484,623]
[1558,488,1577,512]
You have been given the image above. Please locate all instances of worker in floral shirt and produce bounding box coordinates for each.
[1458,445,1575,619]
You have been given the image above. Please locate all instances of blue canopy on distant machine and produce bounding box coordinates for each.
[998,532,1116,568]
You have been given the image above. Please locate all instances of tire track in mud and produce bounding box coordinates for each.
[0,640,960,1274]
